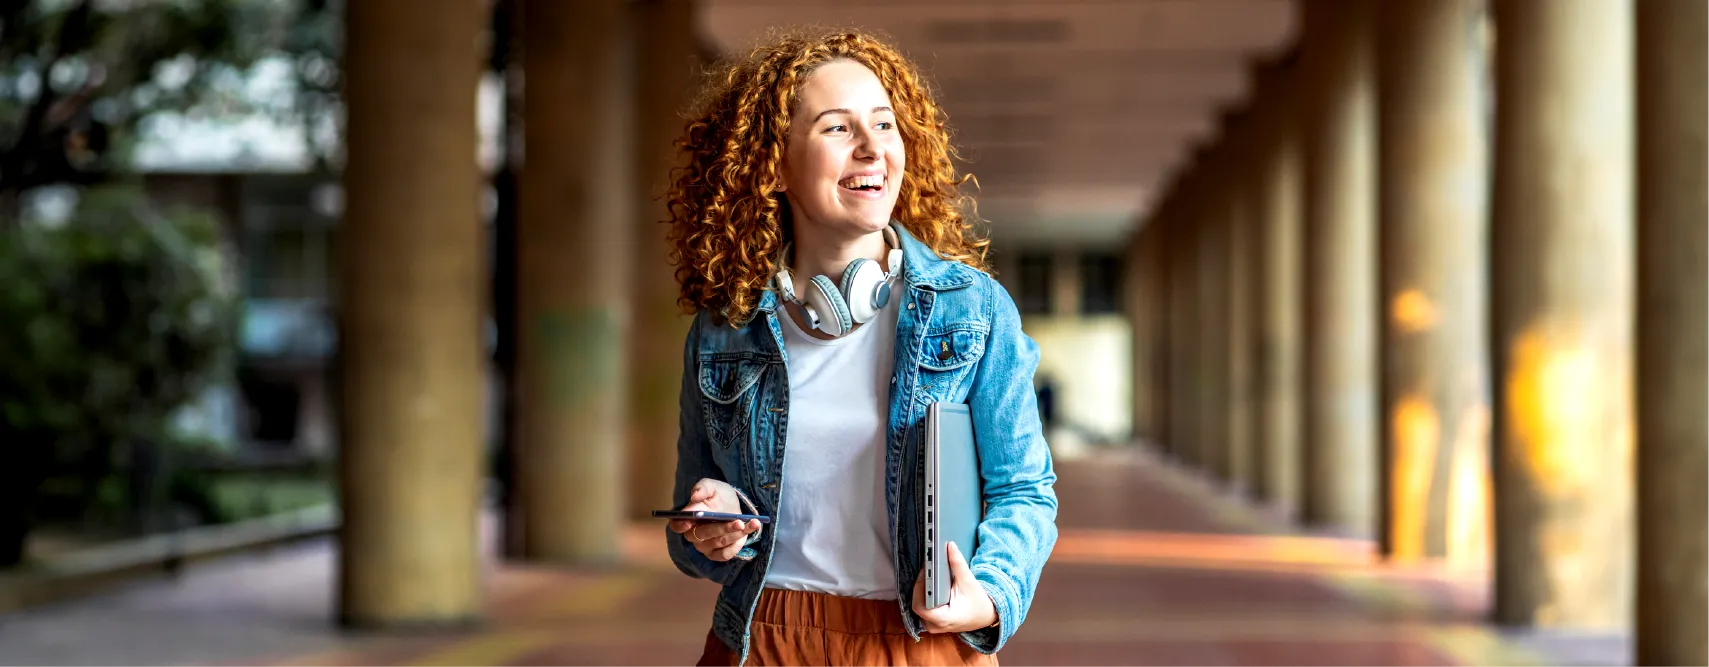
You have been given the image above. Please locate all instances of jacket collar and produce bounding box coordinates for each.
[892,222,980,291]
[754,221,979,316]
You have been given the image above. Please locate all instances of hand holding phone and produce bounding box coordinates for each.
[666,478,766,562]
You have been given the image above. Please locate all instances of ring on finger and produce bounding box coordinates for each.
[691,525,704,542]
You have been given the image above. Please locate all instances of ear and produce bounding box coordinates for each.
[774,140,796,192]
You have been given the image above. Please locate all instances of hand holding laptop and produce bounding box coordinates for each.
[910,541,998,633]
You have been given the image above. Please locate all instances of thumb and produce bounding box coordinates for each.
[947,541,976,585]
[688,480,716,505]
[910,566,931,617]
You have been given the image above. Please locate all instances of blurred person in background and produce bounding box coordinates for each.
[661,29,1059,667]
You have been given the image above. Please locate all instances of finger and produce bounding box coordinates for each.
[711,529,748,550]
[719,519,757,538]
[694,532,727,555]
[691,520,739,542]
[669,519,695,534]
[715,534,751,560]
[697,522,745,547]
[718,543,745,562]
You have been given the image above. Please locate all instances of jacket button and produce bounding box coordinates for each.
[907,303,915,310]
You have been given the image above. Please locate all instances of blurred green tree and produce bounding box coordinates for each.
[0,185,240,567]
[0,0,342,220]
[0,0,340,566]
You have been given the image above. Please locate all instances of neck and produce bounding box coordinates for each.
[789,225,890,284]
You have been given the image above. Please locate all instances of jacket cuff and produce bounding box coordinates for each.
[960,565,1019,654]
[730,485,766,548]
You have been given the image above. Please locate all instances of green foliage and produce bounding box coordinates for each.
[171,470,331,524]
[0,184,240,565]
[0,186,239,433]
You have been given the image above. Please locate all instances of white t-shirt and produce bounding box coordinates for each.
[764,278,902,600]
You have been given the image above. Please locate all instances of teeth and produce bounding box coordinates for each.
[840,175,884,190]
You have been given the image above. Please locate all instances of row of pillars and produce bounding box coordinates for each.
[1125,0,1704,664]
[337,0,697,627]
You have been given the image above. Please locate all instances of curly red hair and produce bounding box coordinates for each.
[665,28,989,327]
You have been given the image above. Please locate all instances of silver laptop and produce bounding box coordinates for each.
[924,402,982,609]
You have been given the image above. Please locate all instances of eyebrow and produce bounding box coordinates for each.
[813,106,894,122]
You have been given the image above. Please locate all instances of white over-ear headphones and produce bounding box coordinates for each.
[774,226,904,337]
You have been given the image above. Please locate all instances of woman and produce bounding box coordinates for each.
[662,29,1058,667]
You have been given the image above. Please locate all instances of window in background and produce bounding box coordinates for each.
[1080,252,1123,315]
[1017,252,1053,315]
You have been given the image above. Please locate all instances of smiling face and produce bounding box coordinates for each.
[778,59,907,241]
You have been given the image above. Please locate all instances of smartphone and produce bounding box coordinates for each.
[651,510,771,524]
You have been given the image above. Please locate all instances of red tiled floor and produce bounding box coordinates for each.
[1033,562,1354,613]
[0,445,1544,666]
[1053,451,1261,535]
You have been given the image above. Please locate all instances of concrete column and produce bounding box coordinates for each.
[1145,214,1172,450]
[1126,226,1153,443]
[1251,56,1304,518]
[1375,0,1491,566]
[337,0,485,627]
[627,0,698,521]
[1635,1,1706,662]
[1169,157,1207,467]
[1164,213,1189,463]
[1489,0,1635,629]
[1299,0,1378,537]
[515,0,633,564]
[1225,116,1257,494]
[1197,152,1231,482]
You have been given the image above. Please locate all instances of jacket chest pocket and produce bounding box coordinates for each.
[913,326,987,406]
[697,355,768,466]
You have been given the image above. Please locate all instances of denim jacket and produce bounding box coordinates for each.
[666,224,1059,665]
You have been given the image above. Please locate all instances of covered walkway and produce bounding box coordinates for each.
[1,1,1700,666]
[0,449,1612,666]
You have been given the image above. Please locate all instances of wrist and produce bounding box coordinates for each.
[978,590,1000,628]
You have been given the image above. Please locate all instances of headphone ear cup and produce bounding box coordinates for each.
[775,267,798,303]
[806,274,852,337]
[839,258,884,324]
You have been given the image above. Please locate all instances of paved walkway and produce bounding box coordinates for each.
[0,446,1605,666]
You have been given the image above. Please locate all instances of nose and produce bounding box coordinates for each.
[852,126,882,162]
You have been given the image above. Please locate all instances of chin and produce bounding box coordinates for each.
[825,210,895,236]
[796,201,898,238]
[857,213,894,231]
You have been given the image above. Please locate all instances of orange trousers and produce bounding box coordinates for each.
[697,588,999,666]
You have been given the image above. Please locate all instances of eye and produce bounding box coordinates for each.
[824,124,847,133]
[875,121,894,130]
